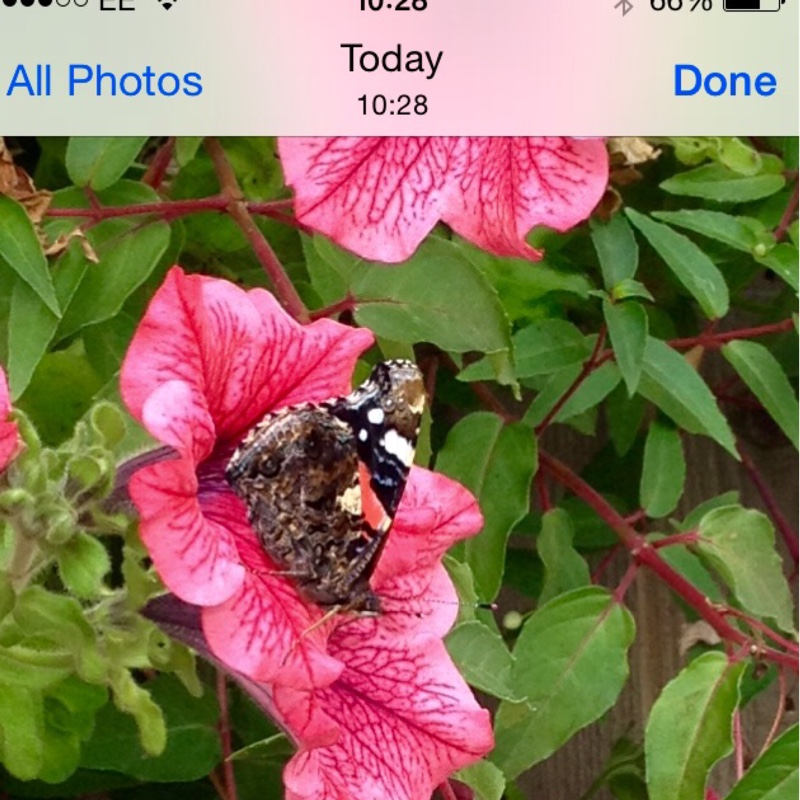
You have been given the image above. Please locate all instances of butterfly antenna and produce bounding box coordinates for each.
[279,605,342,668]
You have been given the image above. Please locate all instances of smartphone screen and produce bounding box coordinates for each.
[0,3,797,800]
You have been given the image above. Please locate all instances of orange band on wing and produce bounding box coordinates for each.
[358,462,389,533]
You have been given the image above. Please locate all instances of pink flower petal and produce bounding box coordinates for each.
[445,137,609,260]
[277,631,493,800]
[121,267,373,445]
[129,458,246,606]
[140,380,216,463]
[202,534,344,689]
[374,468,484,585]
[279,137,608,263]
[0,366,19,472]
[376,562,460,641]
[279,138,461,263]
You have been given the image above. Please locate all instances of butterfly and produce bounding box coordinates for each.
[225,360,424,616]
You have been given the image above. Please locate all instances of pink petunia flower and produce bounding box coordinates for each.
[0,365,20,472]
[278,136,609,263]
[123,268,494,795]
[121,268,490,701]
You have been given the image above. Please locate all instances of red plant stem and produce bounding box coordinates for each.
[439,354,515,423]
[667,319,795,351]
[589,318,796,376]
[535,328,607,435]
[309,295,355,321]
[759,667,788,758]
[142,138,175,189]
[437,780,459,800]
[651,532,699,549]
[733,709,745,780]
[47,196,305,236]
[540,450,799,673]
[591,544,622,584]
[624,509,647,527]
[536,470,552,513]
[737,443,799,567]
[613,562,639,603]
[774,181,799,243]
[205,138,310,323]
[720,606,799,654]
[216,671,238,800]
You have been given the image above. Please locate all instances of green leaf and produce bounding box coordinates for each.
[638,337,737,457]
[229,733,293,764]
[463,244,592,324]
[460,320,591,383]
[65,137,148,191]
[492,588,635,779]
[446,621,521,701]
[640,419,686,518]
[590,214,639,291]
[0,196,60,316]
[351,238,513,382]
[726,724,798,800]
[537,509,590,605]
[175,137,203,167]
[660,163,786,203]
[649,535,722,603]
[12,587,106,684]
[39,679,109,784]
[696,506,794,631]
[668,137,762,174]
[303,234,361,306]
[591,215,639,288]
[626,209,729,319]
[436,414,537,599]
[48,183,171,340]
[611,278,655,303]
[7,279,60,400]
[0,685,44,780]
[756,243,799,291]
[455,760,506,800]
[554,362,622,423]
[652,210,758,253]
[604,300,648,395]
[645,652,743,800]
[83,674,218,779]
[606,382,646,456]
[17,349,103,445]
[723,340,799,448]
[57,533,111,600]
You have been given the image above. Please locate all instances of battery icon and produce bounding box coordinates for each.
[724,0,783,9]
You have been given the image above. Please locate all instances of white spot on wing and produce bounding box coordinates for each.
[367,407,385,425]
[382,429,415,467]
[358,429,368,442]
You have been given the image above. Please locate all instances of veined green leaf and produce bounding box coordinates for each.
[436,413,537,599]
[653,209,758,252]
[626,209,729,319]
[722,340,799,449]
[0,196,59,316]
[65,137,147,190]
[697,506,794,631]
[645,652,743,800]
[638,337,737,457]
[591,215,639,288]
[640,418,686,518]
[493,588,635,779]
[604,299,648,395]
[726,725,798,800]
[660,163,785,203]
